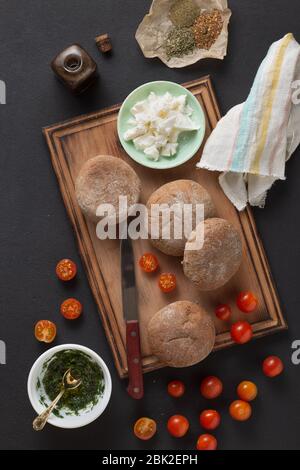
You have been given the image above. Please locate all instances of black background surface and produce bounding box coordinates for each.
[0,0,299,450]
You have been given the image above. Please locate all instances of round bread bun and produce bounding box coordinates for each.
[75,155,141,222]
[147,301,215,368]
[146,180,216,257]
[183,218,243,291]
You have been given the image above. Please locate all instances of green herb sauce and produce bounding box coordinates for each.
[36,378,41,390]
[41,349,104,416]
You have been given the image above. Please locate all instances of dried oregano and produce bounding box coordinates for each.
[169,0,199,28]
[165,27,196,59]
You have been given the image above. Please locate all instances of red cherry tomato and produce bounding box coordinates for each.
[262,356,284,377]
[200,376,223,400]
[56,258,77,281]
[134,417,157,440]
[34,320,57,343]
[158,273,176,293]
[139,253,159,273]
[167,380,185,398]
[196,434,217,451]
[199,410,221,430]
[229,400,252,421]
[167,415,189,438]
[231,321,253,344]
[215,304,231,321]
[236,291,258,313]
[237,381,258,402]
[60,298,82,320]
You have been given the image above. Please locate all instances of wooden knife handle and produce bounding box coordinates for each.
[126,320,144,399]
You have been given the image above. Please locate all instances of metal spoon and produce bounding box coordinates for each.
[33,368,82,431]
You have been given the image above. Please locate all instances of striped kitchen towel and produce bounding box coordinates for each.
[197,33,300,211]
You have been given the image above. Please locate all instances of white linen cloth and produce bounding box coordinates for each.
[197,33,300,210]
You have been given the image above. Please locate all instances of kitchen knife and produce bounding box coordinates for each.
[120,237,144,399]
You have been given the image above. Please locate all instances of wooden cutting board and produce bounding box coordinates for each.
[44,76,287,378]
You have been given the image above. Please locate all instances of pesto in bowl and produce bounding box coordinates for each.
[39,349,105,417]
[28,344,112,429]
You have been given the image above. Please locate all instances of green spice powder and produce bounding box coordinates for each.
[42,349,105,415]
[169,0,199,28]
[165,27,196,59]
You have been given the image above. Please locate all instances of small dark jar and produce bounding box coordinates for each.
[51,44,98,94]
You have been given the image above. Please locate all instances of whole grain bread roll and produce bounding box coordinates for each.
[146,180,216,257]
[75,155,141,222]
[183,218,242,291]
[147,300,215,368]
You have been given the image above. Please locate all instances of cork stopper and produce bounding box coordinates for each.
[95,34,112,53]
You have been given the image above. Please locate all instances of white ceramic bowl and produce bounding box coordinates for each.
[27,344,112,429]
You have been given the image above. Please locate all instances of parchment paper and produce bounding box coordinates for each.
[135,0,232,68]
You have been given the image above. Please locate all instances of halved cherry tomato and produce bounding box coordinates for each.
[215,304,231,321]
[60,298,82,320]
[167,415,189,438]
[139,253,159,273]
[237,381,258,402]
[158,273,176,293]
[200,376,223,400]
[167,380,185,398]
[134,417,157,441]
[229,400,252,421]
[199,410,221,430]
[56,258,77,281]
[231,321,253,344]
[236,291,258,313]
[262,356,284,377]
[34,320,57,343]
[196,434,217,451]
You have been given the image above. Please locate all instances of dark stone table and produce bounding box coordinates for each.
[0,0,299,450]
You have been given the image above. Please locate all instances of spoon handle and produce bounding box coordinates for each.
[33,389,65,431]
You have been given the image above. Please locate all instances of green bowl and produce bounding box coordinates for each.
[117,81,206,170]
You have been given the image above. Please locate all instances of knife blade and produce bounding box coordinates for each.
[120,237,144,399]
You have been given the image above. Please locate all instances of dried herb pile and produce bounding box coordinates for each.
[165,1,224,60]
[193,9,223,50]
[165,27,196,59]
[169,0,199,27]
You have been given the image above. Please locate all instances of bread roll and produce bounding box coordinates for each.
[183,218,242,290]
[75,155,141,222]
[146,180,216,257]
[147,300,215,368]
